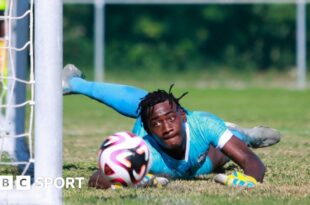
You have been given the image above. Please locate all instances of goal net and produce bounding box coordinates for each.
[0,0,34,177]
[0,0,63,204]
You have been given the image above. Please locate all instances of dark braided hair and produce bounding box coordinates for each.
[137,84,188,135]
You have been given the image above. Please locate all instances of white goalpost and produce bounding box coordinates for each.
[0,0,63,204]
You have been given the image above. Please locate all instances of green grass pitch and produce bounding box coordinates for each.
[62,84,310,205]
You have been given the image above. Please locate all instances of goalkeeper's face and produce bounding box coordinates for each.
[147,100,187,152]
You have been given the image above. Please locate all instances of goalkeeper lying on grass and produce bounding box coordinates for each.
[62,64,281,189]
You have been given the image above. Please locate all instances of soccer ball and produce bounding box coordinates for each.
[98,131,150,186]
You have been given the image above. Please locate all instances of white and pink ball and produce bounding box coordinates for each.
[98,132,150,186]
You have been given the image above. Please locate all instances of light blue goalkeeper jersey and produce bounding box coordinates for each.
[132,110,236,179]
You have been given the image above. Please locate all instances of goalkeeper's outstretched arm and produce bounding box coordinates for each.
[221,136,266,182]
[88,170,169,189]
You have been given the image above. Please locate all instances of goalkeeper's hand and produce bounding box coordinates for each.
[135,173,169,188]
[111,173,169,189]
[214,171,258,188]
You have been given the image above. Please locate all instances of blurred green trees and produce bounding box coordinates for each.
[64,4,306,73]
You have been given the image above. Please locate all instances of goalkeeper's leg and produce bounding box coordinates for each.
[226,122,281,148]
[62,64,147,118]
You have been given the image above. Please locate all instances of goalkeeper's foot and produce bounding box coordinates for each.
[62,64,83,95]
[226,122,281,148]
[244,126,281,148]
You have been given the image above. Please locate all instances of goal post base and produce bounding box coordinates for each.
[0,187,61,205]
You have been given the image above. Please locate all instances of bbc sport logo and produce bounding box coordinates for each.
[0,176,85,190]
[0,176,30,190]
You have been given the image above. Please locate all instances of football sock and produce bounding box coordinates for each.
[69,77,147,118]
